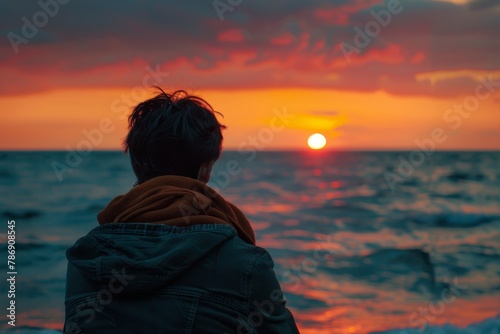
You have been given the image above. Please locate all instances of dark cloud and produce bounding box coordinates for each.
[0,0,498,97]
[468,0,500,10]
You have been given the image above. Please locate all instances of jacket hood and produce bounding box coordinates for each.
[97,175,255,245]
[66,223,237,295]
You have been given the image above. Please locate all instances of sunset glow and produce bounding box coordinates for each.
[0,1,499,150]
[1,2,499,333]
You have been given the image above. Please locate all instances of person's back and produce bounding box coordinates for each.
[63,89,299,333]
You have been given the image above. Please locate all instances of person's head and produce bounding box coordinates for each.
[124,88,226,185]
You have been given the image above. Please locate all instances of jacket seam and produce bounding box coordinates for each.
[90,223,236,236]
[158,287,248,313]
[242,248,268,313]
[184,296,199,334]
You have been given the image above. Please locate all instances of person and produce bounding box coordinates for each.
[64,89,299,333]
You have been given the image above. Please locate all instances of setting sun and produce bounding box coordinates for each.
[307,133,327,150]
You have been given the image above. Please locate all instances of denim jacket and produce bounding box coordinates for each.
[64,223,299,333]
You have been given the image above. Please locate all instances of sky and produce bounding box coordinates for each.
[0,0,499,150]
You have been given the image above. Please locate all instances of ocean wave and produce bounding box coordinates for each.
[411,213,498,228]
[14,242,68,252]
[446,172,485,182]
[2,209,41,220]
[321,248,437,294]
[0,168,15,178]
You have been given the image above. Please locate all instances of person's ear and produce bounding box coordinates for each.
[197,160,216,184]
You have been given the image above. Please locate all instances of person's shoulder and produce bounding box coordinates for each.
[212,235,275,278]
[221,234,270,259]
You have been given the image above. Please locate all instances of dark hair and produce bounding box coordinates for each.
[124,88,226,184]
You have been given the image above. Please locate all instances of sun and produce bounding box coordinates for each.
[307,133,327,150]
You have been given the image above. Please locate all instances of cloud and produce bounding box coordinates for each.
[468,0,500,10]
[218,29,245,42]
[0,0,498,97]
[415,70,500,85]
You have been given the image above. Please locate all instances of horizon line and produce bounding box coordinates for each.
[1,148,500,153]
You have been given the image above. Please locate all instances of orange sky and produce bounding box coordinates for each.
[1,85,499,150]
[1,1,499,150]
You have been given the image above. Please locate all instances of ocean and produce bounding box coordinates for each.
[0,150,499,333]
